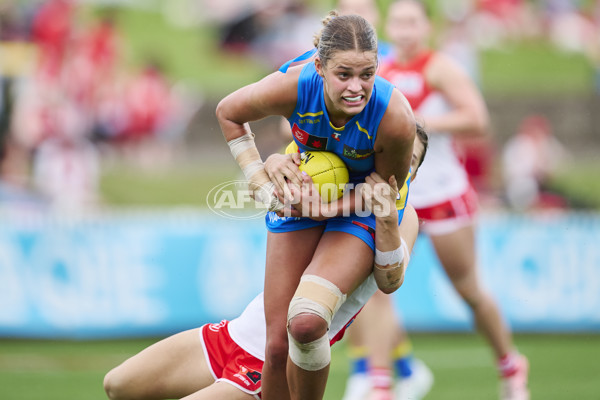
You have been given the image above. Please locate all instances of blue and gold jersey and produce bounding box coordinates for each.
[396,170,411,214]
[284,61,394,184]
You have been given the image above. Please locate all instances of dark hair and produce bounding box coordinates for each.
[312,10,378,67]
[415,122,429,168]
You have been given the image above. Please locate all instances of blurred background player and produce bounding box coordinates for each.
[336,0,393,61]
[502,114,569,211]
[343,1,529,400]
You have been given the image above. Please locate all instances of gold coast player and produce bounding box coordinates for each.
[343,2,529,400]
[102,131,428,400]
[216,10,415,400]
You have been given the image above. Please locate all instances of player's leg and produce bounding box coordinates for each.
[384,204,423,386]
[262,226,324,400]
[358,290,401,400]
[429,223,513,358]
[344,205,432,400]
[342,319,371,400]
[287,231,374,400]
[430,224,529,400]
[390,314,434,400]
[104,328,213,400]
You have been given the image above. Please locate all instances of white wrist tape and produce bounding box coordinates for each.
[227,133,283,211]
[375,238,406,267]
[373,238,410,292]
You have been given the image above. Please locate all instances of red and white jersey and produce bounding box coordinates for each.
[379,52,470,208]
[228,275,378,360]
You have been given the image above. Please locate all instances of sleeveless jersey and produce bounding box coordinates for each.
[378,52,470,208]
[284,61,394,183]
[228,275,378,361]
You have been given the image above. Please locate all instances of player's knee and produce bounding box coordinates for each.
[287,274,346,330]
[285,275,346,371]
[454,283,483,309]
[104,366,148,400]
[287,322,331,371]
[103,368,128,400]
[287,313,328,343]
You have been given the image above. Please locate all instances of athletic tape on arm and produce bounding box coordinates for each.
[227,133,283,211]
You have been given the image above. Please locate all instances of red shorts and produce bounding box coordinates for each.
[415,186,478,235]
[200,321,264,399]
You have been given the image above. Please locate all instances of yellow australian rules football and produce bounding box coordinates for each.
[285,141,350,203]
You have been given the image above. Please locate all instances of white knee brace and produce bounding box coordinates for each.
[287,275,346,371]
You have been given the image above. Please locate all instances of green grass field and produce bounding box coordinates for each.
[1,333,598,400]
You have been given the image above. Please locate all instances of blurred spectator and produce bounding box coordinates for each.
[106,58,197,168]
[16,76,101,211]
[454,135,497,201]
[502,114,569,210]
[1,1,38,187]
[219,0,319,70]
[121,60,175,143]
[30,0,75,79]
[62,9,121,111]
[32,131,101,212]
[546,3,597,53]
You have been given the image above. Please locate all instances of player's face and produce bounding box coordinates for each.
[385,0,430,56]
[316,50,378,125]
[410,134,425,180]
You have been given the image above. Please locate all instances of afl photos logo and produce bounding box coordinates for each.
[206,180,271,220]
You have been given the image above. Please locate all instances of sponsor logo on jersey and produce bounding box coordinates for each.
[246,369,262,384]
[342,144,373,160]
[234,366,252,386]
[208,320,227,332]
[331,131,342,141]
[292,123,328,150]
[297,111,323,125]
[234,365,262,387]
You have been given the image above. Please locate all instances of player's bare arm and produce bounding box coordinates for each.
[424,53,490,136]
[216,67,302,210]
[216,67,301,141]
[374,88,415,184]
[361,171,411,294]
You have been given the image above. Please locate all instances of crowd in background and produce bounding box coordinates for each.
[1,0,598,212]
[0,0,196,211]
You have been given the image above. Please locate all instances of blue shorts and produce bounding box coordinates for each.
[265,209,405,251]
